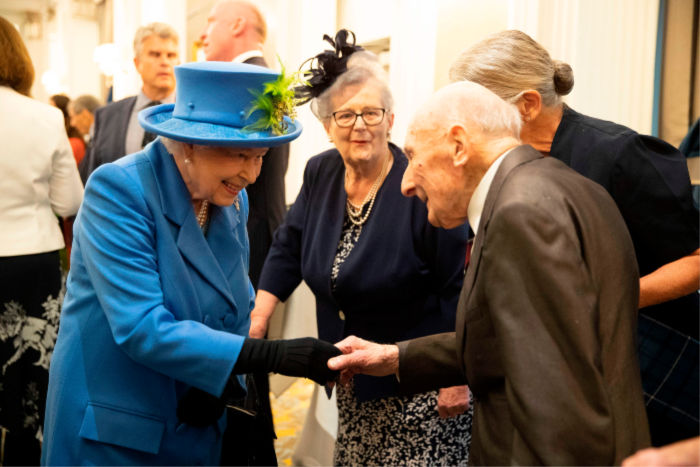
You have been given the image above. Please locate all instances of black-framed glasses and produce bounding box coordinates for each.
[331,108,386,128]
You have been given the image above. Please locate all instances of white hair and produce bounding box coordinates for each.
[133,22,179,58]
[427,81,522,139]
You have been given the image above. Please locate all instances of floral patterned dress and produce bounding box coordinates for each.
[330,213,472,466]
[0,251,63,466]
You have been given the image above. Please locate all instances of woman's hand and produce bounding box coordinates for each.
[437,385,470,419]
[248,289,281,338]
[248,313,269,339]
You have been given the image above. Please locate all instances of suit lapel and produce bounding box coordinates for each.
[118,97,137,157]
[150,141,239,310]
[206,204,243,310]
[457,145,543,324]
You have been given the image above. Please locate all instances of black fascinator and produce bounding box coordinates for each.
[295,29,364,104]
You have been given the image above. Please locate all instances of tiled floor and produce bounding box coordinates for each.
[270,378,314,466]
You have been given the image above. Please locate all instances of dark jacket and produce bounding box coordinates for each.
[551,106,699,335]
[398,145,650,465]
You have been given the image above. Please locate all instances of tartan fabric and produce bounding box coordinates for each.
[638,312,700,445]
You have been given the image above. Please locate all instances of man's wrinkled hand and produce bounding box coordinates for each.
[328,335,399,384]
[437,385,470,419]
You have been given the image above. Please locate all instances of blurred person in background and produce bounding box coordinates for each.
[78,22,179,184]
[50,94,87,263]
[250,30,472,466]
[67,94,101,145]
[449,29,699,447]
[200,0,289,291]
[49,94,86,165]
[0,15,83,466]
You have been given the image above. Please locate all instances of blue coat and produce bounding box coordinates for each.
[42,140,253,465]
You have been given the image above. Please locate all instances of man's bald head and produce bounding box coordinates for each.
[409,80,522,143]
[402,81,522,228]
[201,0,267,62]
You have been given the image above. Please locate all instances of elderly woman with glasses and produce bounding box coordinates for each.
[41,62,341,466]
[249,31,472,466]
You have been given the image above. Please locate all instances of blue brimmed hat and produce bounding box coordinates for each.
[138,61,302,148]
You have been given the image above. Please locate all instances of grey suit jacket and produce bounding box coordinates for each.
[398,145,650,465]
[78,95,137,184]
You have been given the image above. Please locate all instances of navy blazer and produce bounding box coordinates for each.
[259,144,468,401]
[551,106,699,335]
[78,95,137,184]
[43,140,253,465]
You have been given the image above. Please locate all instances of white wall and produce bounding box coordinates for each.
[3,0,665,136]
[508,0,659,134]
[434,0,511,91]
[0,0,101,103]
[269,0,339,204]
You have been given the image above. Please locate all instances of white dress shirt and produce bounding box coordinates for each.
[124,90,175,156]
[231,49,264,63]
[0,86,83,256]
[467,147,515,236]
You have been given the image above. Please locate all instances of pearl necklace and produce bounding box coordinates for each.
[196,200,209,228]
[345,154,390,227]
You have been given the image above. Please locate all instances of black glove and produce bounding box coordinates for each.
[233,337,342,385]
[176,387,225,427]
[177,375,246,427]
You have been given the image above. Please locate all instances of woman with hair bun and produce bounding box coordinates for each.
[450,29,699,447]
[251,30,472,466]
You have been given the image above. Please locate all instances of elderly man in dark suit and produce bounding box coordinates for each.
[78,22,178,184]
[329,81,651,465]
[199,2,289,464]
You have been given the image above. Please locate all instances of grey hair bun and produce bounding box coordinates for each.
[553,60,574,96]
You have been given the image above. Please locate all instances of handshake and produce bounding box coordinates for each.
[177,336,397,426]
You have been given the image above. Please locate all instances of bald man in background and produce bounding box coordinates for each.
[200,2,287,464]
[201,1,289,289]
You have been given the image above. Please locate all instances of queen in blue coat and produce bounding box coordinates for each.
[41,62,340,466]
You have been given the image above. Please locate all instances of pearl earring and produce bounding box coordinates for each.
[184,157,192,164]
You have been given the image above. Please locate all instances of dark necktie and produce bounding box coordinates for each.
[464,227,475,276]
[141,100,161,147]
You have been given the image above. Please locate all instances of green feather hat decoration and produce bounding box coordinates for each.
[244,58,305,135]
